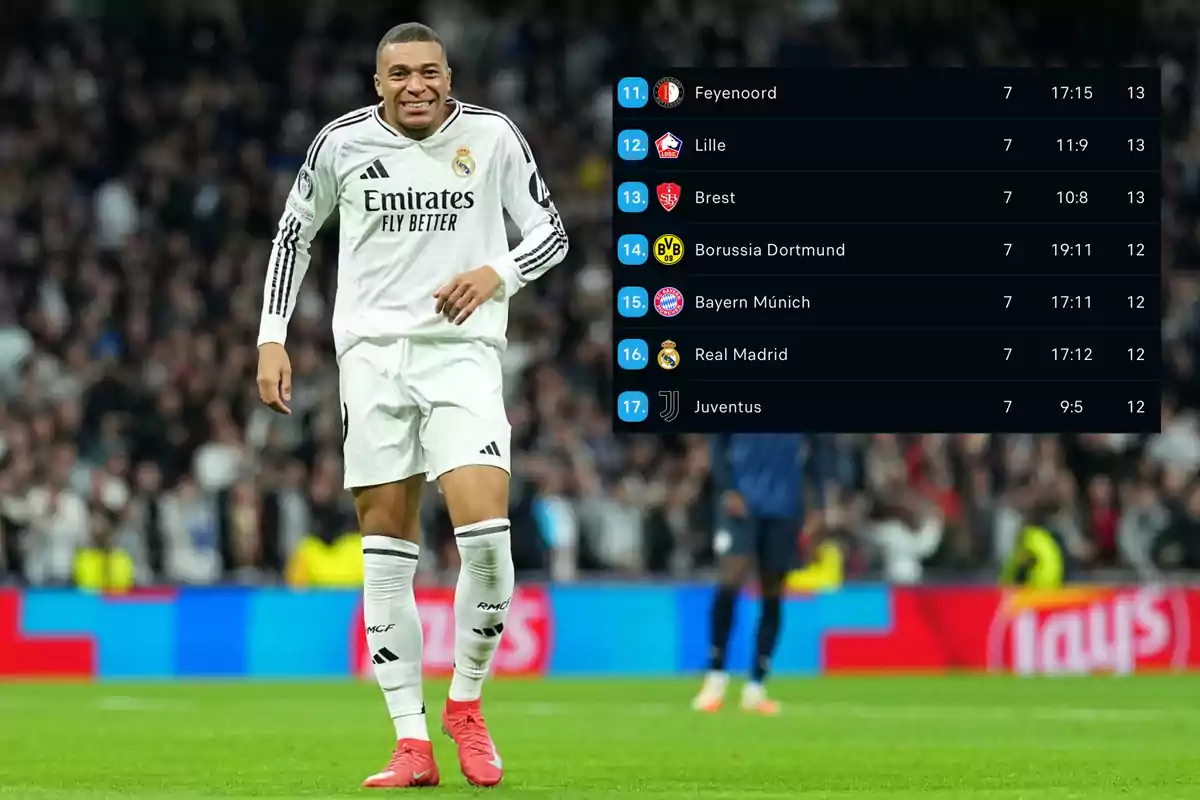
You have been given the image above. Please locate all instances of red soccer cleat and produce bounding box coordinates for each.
[442,698,504,787]
[362,738,440,789]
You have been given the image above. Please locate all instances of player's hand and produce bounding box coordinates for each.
[256,342,293,415]
[433,266,501,325]
[722,490,747,518]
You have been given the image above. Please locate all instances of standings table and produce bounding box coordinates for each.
[611,69,1162,433]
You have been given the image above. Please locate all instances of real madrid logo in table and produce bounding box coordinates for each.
[451,146,475,177]
[657,340,680,370]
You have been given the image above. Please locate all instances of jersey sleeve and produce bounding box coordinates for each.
[489,119,569,300]
[709,434,734,493]
[257,137,340,346]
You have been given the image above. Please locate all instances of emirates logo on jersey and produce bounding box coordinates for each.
[363,187,477,234]
[363,188,476,211]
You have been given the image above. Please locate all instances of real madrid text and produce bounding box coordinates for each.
[693,347,788,362]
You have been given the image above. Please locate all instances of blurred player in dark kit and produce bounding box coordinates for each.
[694,434,826,713]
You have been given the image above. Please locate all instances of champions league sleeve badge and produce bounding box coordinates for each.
[296,167,314,201]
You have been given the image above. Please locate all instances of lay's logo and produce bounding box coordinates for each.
[986,587,1190,676]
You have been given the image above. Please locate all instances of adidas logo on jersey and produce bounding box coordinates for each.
[360,158,390,179]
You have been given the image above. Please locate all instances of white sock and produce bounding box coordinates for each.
[448,518,514,702]
[362,535,428,741]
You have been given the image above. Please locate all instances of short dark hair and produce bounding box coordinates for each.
[376,22,445,63]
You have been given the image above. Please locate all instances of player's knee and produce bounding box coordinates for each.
[438,465,509,528]
[718,555,751,587]
[353,479,421,541]
[462,542,510,582]
[456,526,513,587]
[758,571,786,600]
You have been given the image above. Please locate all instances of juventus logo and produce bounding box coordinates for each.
[527,170,552,208]
[659,390,679,423]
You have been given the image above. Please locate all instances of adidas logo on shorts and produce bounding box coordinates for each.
[479,441,502,457]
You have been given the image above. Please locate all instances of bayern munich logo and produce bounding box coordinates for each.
[654,287,684,317]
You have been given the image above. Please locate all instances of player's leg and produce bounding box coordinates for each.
[341,342,439,789]
[439,466,513,701]
[414,340,513,787]
[693,518,754,712]
[740,517,796,715]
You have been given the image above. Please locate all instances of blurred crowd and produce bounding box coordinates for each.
[1,0,1199,589]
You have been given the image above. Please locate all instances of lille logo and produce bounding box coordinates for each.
[657,183,680,212]
[655,132,682,159]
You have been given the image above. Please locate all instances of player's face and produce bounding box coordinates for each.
[375,41,451,132]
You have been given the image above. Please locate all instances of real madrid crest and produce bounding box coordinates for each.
[658,340,680,370]
[452,146,475,178]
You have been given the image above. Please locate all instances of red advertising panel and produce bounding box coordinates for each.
[0,590,94,677]
[826,586,1200,675]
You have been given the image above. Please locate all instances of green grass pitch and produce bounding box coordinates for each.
[1,675,1198,798]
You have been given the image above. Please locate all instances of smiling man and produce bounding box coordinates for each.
[254,22,568,789]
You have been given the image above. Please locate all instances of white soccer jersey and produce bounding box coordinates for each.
[257,100,568,356]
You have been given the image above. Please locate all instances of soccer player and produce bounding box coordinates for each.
[255,23,567,788]
[692,434,824,714]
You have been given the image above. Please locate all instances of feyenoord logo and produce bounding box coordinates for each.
[653,233,684,265]
[654,287,684,317]
[655,132,682,159]
[657,183,680,212]
[654,77,684,108]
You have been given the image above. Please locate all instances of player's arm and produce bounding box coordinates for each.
[803,434,832,533]
[709,434,745,518]
[256,139,339,414]
[489,121,569,297]
[434,119,569,323]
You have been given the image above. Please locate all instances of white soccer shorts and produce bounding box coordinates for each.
[338,337,512,488]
